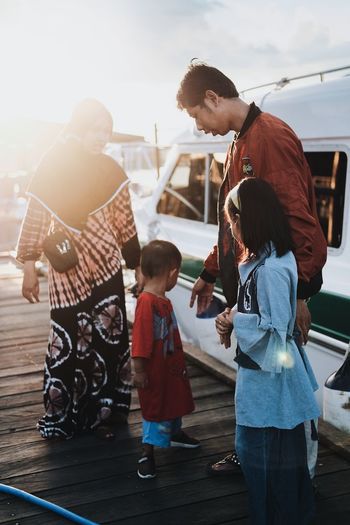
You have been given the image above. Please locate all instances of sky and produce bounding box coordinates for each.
[1,0,350,143]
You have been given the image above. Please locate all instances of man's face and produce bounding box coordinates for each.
[186,96,230,136]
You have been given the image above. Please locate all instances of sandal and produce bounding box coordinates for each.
[94,425,116,440]
[207,452,242,476]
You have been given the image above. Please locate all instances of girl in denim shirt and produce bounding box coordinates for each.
[216,177,319,525]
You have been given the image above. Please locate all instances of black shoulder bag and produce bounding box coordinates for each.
[43,226,78,273]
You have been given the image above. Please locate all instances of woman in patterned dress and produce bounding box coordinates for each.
[17,99,141,440]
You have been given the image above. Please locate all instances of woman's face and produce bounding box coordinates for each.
[81,115,112,154]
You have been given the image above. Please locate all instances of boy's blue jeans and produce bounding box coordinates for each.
[235,423,315,525]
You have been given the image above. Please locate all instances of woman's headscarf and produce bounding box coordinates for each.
[27,99,128,233]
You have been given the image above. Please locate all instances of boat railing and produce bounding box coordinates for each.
[240,65,350,96]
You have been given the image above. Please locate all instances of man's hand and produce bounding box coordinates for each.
[190,277,215,315]
[133,371,149,389]
[296,299,311,345]
[22,261,40,303]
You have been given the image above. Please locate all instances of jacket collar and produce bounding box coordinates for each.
[238,242,276,284]
[238,102,262,139]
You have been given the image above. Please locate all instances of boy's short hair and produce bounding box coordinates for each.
[141,240,182,278]
[177,62,239,109]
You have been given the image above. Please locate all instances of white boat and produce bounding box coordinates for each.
[132,68,350,417]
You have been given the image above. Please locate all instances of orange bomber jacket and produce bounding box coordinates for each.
[203,108,327,302]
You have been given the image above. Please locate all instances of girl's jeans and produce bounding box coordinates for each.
[235,423,315,525]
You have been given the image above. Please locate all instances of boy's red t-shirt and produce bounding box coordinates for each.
[131,291,195,421]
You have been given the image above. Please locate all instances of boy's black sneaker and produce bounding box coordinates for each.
[170,430,200,449]
[137,455,156,479]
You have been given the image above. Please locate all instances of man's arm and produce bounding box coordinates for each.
[249,127,326,342]
[189,245,218,314]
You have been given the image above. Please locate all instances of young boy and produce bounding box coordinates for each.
[132,240,200,479]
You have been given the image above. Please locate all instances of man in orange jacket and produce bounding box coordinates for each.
[176,62,327,476]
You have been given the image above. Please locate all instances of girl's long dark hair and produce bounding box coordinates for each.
[225,177,294,259]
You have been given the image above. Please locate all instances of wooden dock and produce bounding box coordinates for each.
[1,265,350,524]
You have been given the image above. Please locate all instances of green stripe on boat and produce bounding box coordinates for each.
[180,254,349,344]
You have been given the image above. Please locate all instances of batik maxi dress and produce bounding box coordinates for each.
[17,140,140,439]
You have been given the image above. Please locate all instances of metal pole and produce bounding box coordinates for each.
[154,123,160,180]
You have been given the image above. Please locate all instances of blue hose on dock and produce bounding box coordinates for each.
[0,483,99,525]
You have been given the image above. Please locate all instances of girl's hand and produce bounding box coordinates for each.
[133,371,149,389]
[215,307,233,335]
[216,307,234,348]
[220,333,232,349]
[22,261,40,303]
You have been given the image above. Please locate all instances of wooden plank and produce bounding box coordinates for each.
[0,371,42,388]
[315,452,350,476]
[1,374,229,414]
[0,373,42,396]
[184,341,236,388]
[0,433,237,512]
[1,433,349,509]
[186,363,206,378]
[0,327,49,346]
[0,363,44,378]
[0,353,202,377]
[0,399,234,469]
[0,315,50,332]
[0,336,48,351]
[0,391,42,410]
[0,378,233,433]
[1,268,350,525]
[0,419,235,492]
[110,491,249,525]
[0,341,46,353]
[2,490,249,525]
[0,294,48,309]
[0,389,234,449]
[315,493,350,524]
[0,475,247,525]
[4,470,350,525]
[318,418,350,462]
[0,355,203,380]
[0,301,49,319]
[0,419,234,483]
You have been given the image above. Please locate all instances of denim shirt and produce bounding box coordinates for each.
[234,244,320,429]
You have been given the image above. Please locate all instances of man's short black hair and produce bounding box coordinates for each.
[177,62,239,109]
[141,240,182,278]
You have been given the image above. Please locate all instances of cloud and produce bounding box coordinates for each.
[1,0,349,136]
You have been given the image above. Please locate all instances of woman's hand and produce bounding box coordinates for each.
[22,261,40,303]
[133,371,149,389]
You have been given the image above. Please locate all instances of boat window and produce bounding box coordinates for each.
[208,157,224,225]
[305,151,347,248]
[157,154,206,221]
